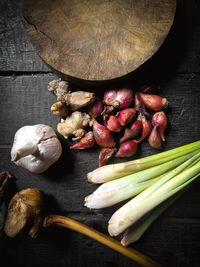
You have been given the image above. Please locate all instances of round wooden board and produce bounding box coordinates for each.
[23,0,176,82]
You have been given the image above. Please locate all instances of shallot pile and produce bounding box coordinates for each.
[48,80,168,166]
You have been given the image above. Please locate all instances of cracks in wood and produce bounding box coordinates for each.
[62,210,105,216]
[23,15,55,43]
[0,144,11,148]
[0,70,53,76]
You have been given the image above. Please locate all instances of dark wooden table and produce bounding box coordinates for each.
[0,1,200,267]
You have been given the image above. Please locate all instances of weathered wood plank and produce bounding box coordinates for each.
[0,0,200,74]
[0,74,58,144]
[0,215,200,267]
[0,0,50,72]
[0,73,200,145]
[1,146,200,217]
[0,1,200,266]
[0,74,200,214]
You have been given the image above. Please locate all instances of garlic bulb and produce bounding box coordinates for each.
[11,124,62,173]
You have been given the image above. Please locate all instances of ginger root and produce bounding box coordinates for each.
[48,79,95,112]
[65,91,95,111]
[48,79,69,102]
[57,111,91,139]
[51,101,69,118]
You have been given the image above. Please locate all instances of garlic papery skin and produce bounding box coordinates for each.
[11,124,62,174]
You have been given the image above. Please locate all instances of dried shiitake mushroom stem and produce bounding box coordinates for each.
[4,188,163,267]
[44,215,163,267]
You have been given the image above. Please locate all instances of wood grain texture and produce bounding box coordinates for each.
[0,215,200,267]
[0,0,200,74]
[23,0,176,81]
[1,0,200,267]
[0,0,50,72]
[1,73,200,145]
[0,74,200,215]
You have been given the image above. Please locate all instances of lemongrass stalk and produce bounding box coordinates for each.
[108,153,200,236]
[85,151,198,209]
[121,188,186,246]
[121,161,196,246]
[87,140,200,183]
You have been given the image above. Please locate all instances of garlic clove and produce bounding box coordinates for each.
[11,125,44,161]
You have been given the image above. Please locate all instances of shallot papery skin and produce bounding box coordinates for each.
[11,125,62,174]
[88,98,104,119]
[148,126,162,149]
[116,88,134,109]
[103,90,117,107]
[152,111,167,141]
[70,132,95,150]
[115,140,137,158]
[93,120,116,148]
[134,93,148,115]
[104,88,134,109]
[99,147,117,167]
[138,117,152,142]
[106,115,121,132]
[139,93,168,111]
[117,108,137,126]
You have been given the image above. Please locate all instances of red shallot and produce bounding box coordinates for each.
[117,108,137,127]
[106,115,121,133]
[120,119,143,143]
[148,126,162,149]
[88,99,104,119]
[93,120,116,148]
[138,116,152,142]
[135,93,148,116]
[115,140,138,158]
[152,111,167,141]
[104,88,134,109]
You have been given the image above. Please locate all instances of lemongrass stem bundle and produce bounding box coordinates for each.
[121,188,186,246]
[87,140,200,183]
[85,151,198,209]
[108,152,200,236]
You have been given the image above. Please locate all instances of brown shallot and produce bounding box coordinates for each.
[99,148,117,167]
[70,132,95,150]
[139,93,168,111]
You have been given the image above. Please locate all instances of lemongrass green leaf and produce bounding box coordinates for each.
[87,140,200,183]
[108,152,200,236]
[121,188,186,246]
[85,151,198,209]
